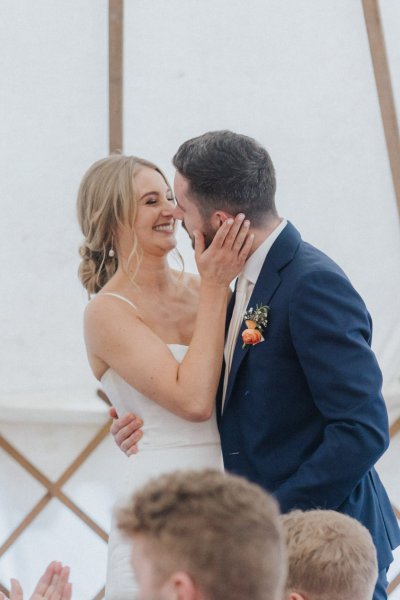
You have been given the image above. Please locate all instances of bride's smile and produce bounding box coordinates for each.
[153,221,174,232]
[133,167,177,255]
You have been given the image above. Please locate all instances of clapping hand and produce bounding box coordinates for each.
[0,562,71,600]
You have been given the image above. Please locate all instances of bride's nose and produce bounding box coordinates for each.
[160,198,174,215]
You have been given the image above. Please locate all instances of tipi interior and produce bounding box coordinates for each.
[1,1,399,598]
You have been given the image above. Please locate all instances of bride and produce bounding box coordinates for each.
[76,154,252,599]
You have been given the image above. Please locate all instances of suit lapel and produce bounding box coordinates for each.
[216,284,237,418]
[225,288,236,335]
[223,269,281,411]
[222,222,301,415]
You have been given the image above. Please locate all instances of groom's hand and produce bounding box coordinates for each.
[109,408,144,456]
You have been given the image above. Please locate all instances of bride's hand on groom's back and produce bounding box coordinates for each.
[109,408,144,456]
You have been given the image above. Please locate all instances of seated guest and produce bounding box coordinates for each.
[117,469,287,600]
[281,509,378,600]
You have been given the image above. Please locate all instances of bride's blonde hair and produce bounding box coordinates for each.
[77,154,177,295]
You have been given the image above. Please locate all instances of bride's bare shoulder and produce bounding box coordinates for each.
[83,292,138,329]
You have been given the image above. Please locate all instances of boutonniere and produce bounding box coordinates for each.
[242,304,270,348]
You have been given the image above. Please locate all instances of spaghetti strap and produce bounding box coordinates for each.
[99,292,137,310]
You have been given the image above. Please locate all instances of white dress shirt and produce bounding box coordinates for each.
[239,218,288,288]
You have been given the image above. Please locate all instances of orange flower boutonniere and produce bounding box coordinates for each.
[242,304,270,349]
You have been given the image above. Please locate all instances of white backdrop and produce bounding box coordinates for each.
[1,2,400,597]
[1,0,399,411]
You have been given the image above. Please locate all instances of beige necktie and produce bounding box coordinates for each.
[221,275,251,411]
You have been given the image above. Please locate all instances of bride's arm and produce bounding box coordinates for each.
[85,216,252,422]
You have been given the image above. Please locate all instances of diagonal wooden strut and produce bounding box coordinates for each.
[362,0,400,220]
[0,420,111,557]
[389,416,400,439]
[0,420,110,600]
[0,416,111,600]
[389,573,400,596]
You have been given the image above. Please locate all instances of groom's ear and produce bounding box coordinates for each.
[211,210,234,229]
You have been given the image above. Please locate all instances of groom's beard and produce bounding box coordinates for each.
[182,221,216,250]
[203,226,217,249]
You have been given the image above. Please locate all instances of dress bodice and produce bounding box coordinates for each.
[101,344,220,450]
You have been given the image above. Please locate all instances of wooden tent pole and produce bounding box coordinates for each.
[362,0,400,220]
[109,0,123,153]
[362,5,400,590]
[362,4,400,585]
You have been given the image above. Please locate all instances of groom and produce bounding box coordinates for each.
[111,131,400,599]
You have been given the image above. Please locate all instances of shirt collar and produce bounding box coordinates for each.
[241,219,287,285]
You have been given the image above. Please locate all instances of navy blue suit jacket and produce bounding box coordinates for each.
[217,222,400,569]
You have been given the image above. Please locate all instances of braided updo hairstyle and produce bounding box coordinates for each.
[77,154,169,295]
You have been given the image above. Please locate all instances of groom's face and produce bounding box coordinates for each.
[173,171,216,248]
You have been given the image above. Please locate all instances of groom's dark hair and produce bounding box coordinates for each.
[172,130,277,222]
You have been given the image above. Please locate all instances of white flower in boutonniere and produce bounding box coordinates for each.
[241,304,270,349]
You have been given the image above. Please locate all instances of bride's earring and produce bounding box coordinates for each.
[108,237,115,258]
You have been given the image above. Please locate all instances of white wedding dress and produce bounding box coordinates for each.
[101,343,223,600]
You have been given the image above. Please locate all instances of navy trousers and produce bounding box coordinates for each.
[373,568,389,600]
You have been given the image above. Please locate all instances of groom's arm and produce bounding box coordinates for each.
[109,408,144,456]
[274,269,389,513]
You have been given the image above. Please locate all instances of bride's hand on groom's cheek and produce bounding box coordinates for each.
[109,408,144,456]
[194,213,253,286]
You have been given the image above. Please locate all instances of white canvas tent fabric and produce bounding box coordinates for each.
[0,1,399,597]
[1,0,399,417]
